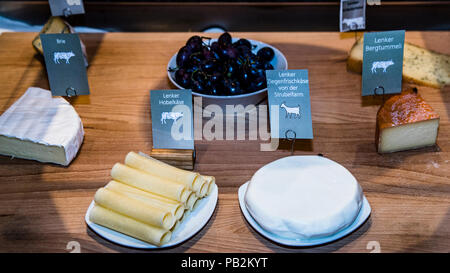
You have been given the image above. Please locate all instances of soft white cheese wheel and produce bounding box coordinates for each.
[244,156,363,239]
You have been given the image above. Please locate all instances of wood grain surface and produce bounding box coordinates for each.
[0,32,449,253]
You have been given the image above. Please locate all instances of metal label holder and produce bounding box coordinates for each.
[285,129,296,155]
[285,129,323,157]
[66,87,78,97]
[374,85,386,102]
[62,8,72,18]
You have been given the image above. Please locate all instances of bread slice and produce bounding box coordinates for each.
[32,17,88,67]
[347,38,450,88]
[32,17,71,55]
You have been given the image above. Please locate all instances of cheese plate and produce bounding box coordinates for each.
[85,184,218,249]
[238,182,371,247]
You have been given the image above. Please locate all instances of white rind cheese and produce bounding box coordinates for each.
[244,156,363,239]
[0,87,84,165]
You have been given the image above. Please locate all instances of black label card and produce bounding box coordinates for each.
[340,0,366,32]
[266,69,313,140]
[49,0,85,17]
[40,33,90,96]
[362,30,405,96]
[150,90,194,150]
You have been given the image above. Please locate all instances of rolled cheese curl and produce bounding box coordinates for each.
[106,180,180,205]
[185,192,198,211]
[89,204,171,246]
[94,188,175,230]
[203,175,216,195]
[111,163,189,203]
[208,181,216,195]
[106,180,185,220]
[180,189,193,205]
[125,152,202,192]
[193,197,201,211]
[194,176,208,197]
[192,175,207,196]
[171,220,181,232]
[179,209,191,223]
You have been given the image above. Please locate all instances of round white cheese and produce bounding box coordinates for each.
[244,156,363,239]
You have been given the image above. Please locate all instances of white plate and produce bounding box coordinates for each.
[167,38,288,101]
[238,182,371,247]
[85,184,218,249]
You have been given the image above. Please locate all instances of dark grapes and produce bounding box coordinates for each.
[192,80,206,93]
[176,46,191,68]
[263,63,274,70]
[201,59,218,73]
[170,33,275,96]
[225,47,238,59]
[186,35,203,52]
[210,72,223,84]
[224,79,242,95]
[257,47,275,62]
[233,38,252,50]
[189,52,204,66]
[235,45,252,58]
[218,32,232,48]
[174,68,191,88]
[209,83,224,96]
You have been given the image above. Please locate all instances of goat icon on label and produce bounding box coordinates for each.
[53,51,75,64]
[281,102,301,119]
[371,60,394,74]
[161,111,183,124]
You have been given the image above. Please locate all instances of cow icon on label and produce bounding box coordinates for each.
[66,0,81,6]
[343,17,364,30]
[371,60,394,73]
[281,102,301,119]
[161,112,183,124]
[53,51,76,64]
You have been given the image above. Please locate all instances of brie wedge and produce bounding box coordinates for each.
[0,87,84,165]
[244,156,363,239]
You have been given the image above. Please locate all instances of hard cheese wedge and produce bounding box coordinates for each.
[0,87,84,166]
[347,38,450,88]
[376,88,440,153]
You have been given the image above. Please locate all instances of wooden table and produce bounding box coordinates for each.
[0,32,449,253]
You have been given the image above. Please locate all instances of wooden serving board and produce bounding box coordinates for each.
[0,32,449,253]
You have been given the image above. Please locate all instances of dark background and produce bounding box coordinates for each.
[0,1,449,31]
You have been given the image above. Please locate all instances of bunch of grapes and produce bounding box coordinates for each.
[170,32,275,96]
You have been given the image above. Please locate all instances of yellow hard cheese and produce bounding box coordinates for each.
[94,188,175,230]
[125,152,206,194]
[105,180,185,220]
[111,163,191,203]
[185,192,198,211]
[89,205,171,246]
[203,175,216,195]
